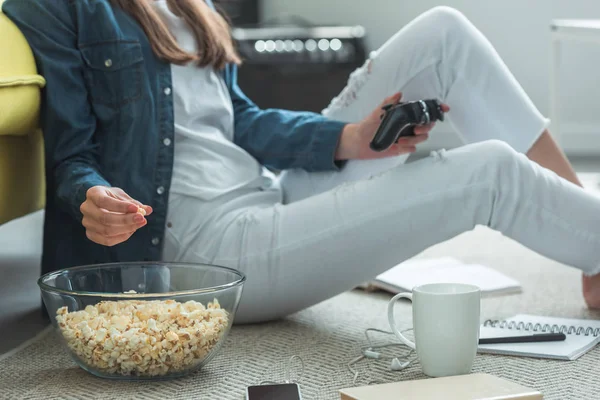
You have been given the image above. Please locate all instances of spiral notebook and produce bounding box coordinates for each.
[478,314,600,360]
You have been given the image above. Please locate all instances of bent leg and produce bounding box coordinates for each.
[280,6,554,203]
[527,131,581,186]
[198,141,600,324]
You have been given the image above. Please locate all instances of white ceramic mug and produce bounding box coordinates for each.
[387,283,481,377]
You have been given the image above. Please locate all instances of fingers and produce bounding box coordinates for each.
[385,144,417,156]
[372,92,403,121]
[81,186,152,247]
[82,209,146,246]
[379,92,402,108]
[413,125,431,135]
[376,95,448,114]
[388,91,402,105]
[131,201,153,216]
[88,186,152,215]
[397,133,429,147]
[90,191,139,214]
[82,213,146,237]
[120,192,153,215]
[377,134,429,157]
[141,205,153,215]
[413,123,435,135]
[81,202,146,226]
[86,230,136,247]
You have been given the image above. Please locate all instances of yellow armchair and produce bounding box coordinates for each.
[0,1,46,225]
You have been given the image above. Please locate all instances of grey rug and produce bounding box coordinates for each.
[2,227,600,400]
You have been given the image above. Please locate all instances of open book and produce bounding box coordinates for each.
[360,257,521,296]
[478,314,600,360]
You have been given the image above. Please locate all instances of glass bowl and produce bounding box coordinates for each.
[38,262,245,380]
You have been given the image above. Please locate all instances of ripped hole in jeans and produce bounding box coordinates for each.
[430,149,448,162]
[322,53,376,113]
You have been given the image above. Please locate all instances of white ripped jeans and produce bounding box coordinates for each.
[164,7,600,324]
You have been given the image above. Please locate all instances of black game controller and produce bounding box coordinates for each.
[369,99,445,152]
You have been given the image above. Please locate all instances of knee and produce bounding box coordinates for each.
[474,140,521,173]
[423,6,470,29]
[417,6,475,43]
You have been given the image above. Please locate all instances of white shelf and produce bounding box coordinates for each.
[549,19,600,149]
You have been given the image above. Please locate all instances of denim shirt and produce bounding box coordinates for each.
[3,0,347,275]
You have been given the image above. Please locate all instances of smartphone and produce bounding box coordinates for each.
[246,383,302,400]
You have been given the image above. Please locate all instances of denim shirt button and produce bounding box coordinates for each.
[104,59,113,68]
[157,186,165,195]
[164,87,171,96]
[163,138,171,146]
[151,237,160,246]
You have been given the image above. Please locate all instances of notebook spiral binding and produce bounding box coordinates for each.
[482,319,600,337]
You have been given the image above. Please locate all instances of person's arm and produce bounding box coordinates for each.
[4,0,150,248]
[3,0,111,219]
[225,64,349,172]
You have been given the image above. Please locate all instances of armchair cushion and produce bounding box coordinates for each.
[0,2,46,137]
[0,1,46,224]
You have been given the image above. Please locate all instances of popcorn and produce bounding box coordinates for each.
[55,297,229,377]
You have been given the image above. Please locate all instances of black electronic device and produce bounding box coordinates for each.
[246,383,303,400]
[213,0,260,26]
[232,24,368,112]
[370,99,445,152]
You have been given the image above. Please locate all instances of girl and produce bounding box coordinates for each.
[5,0,600,323]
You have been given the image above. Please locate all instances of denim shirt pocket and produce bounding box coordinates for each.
[79,40,144,108]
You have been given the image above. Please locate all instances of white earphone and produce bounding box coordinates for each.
[347,328,416,384]
[390,357,411,371]
[361,346,411,370]
[254,329,415,388]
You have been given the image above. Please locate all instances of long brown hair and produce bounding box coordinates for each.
[110,0,241,69]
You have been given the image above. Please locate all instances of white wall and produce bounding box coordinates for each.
[261,0,600,155]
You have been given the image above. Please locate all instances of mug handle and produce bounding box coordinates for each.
[387,292,416,350]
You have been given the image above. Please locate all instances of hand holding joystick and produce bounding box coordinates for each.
[370,99,446,152]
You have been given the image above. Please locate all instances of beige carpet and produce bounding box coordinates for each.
[2,227,600,400]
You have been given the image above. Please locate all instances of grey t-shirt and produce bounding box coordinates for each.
[154,0,267,202]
